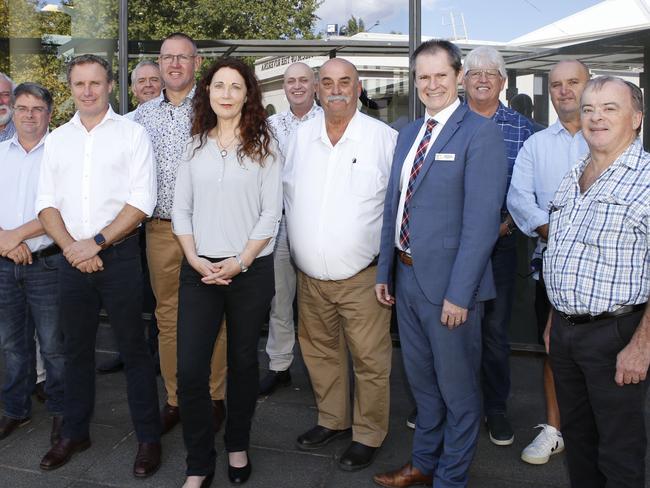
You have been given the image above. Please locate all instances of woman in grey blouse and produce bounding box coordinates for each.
[172,57,282,488]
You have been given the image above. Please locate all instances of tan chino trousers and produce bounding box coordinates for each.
[297,265,392,447]
[146,219,227,407]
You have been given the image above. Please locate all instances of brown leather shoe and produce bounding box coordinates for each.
[212,400,225,433]
[133,441,161,478]
[160,403,180,435]
[0,416,30,440]
[373,462,433,487]
[40,437,91,470]
[50,416,63,446]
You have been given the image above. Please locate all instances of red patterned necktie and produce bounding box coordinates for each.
[399,118,437,250]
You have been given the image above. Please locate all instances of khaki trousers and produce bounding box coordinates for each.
[146,219,227,406]
[297,266,392,447]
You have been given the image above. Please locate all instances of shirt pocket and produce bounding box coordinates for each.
[583,194,644,248]
[350,163,383,198]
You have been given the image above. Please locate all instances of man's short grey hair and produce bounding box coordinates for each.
[14,82,54,112]
[463,46,506,79]
[0,72,16,90]
[584,76,644,134]
[131,60,160,85]
[66,54,113,84]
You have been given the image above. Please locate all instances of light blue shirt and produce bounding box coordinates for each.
[0,133,53,252]
[507,119,588,239]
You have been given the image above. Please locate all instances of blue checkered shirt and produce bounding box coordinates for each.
[491,103,534,209]
[544,138,650,315]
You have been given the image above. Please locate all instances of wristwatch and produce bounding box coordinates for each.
[505,220,517,235]
[235,254,248,273]
[93,233,107,249]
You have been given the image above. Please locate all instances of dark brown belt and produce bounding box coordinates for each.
[397,249,413,266]
[558,303,646,325]
[148,217,171,222]
[0,244,61,264]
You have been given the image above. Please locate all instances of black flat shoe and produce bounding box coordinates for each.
[201,472,215,487]
[338,441,379,471]
[228,458,251,484]
[295,425,352,450]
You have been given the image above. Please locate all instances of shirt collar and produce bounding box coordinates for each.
[287,102,320,122]
[161,84,196,106]
[71,105,120,131]
[0,120,15,134]
[425,98,460,128]
[572,137,644,183]
[9,131,49,154]
[316,109,364,145]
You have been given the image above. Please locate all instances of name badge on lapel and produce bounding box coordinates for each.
[435,153,455,161]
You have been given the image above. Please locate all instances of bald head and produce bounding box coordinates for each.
[318,58,361,122]
[283,62,316,116]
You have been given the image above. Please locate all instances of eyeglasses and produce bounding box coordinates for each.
[160,54,196,64]
[465,69,501,80]
[0,91,11,100]
[14,105,47,115]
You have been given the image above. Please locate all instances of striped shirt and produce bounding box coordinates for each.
[544,138,650,315]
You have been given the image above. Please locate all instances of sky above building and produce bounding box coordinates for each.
[316,0,603,41]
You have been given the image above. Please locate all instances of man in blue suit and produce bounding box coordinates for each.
[372,40,507,488]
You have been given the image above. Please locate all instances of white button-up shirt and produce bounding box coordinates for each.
[36,106,157,240]
[284,110,397,281]
[0,134,53,252]
[395,98,460,251]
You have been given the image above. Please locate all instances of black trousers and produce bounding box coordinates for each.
[177,254,274,476]
[59,236,161,442]
[549,309,648,488]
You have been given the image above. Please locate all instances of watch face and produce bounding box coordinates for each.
[94,234,106,246]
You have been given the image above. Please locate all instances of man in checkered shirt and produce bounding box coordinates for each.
[544,76,650,488]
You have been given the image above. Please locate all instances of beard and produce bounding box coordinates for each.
[0,105,13,126]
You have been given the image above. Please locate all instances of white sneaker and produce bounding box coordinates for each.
[521,424,564,465]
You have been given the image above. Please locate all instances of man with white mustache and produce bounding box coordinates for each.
[260,62,322,396]
[284,58,397,471]
[0,73,16,143]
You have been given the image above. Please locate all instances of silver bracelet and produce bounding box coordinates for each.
[235,254,249,273]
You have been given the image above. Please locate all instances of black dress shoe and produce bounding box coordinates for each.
[33,382,48,403]
[50,415,63,446]
[0,415,30,440]
[213,399,226,433]
[133,441,162,478]
[228,456,252,484]
[258,369,291,396]
[40,437,91,470]
[160,403,180,435]
[338,441,379,471]
[96,355,124,374]
[296,425,352,451]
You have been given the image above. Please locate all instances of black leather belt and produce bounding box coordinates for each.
[0,244,61,264]
[148,217,172,222]
[397,249,412,266]
[558,303,646,325]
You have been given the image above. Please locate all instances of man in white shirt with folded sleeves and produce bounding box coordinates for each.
[36,54,162,478]
[284,58,397,472]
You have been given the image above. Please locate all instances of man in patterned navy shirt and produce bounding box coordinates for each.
[462,46,534,446]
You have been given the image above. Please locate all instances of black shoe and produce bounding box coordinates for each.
[338,441,379,471]
[258,369,291,396]
[296,425,352,451]
[33,382,48,403]
[228,455,251,484]
[96,355,124,374]
[486,413,514,446]
[406,408,417,430]
[0,416,30,440]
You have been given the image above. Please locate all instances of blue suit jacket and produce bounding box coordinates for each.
[376,103,508,308]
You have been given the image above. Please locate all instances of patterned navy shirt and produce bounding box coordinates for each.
[491,102,535,209]
[134,86,195,219]
[0,120,15,143]
[544,138,650,315]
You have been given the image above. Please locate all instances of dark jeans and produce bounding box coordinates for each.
[481,232,517,415]
[59,236,161,442]
[0,255,64,418]
[177,254,274,476]
[550,309,648,488]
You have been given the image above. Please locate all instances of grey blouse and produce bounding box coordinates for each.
[172,135,282,259]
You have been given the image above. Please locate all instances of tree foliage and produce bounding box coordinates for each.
[343,15,365,36]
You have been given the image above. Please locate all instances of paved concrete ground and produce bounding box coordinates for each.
[0,321,648,488]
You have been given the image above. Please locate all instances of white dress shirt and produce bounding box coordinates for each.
[284,110,397,281]
[36,106,157,240]
[0,134,53,252]
[395,98,460,251]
